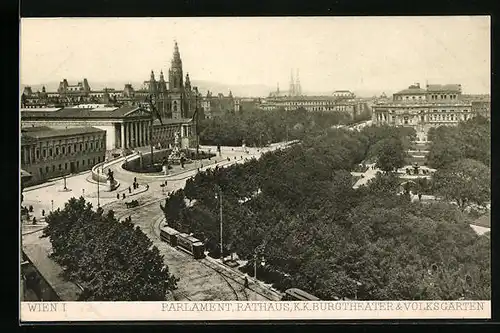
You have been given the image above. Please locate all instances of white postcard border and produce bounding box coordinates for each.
[21,301,490,321]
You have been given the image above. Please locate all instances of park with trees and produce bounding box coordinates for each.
[162,119,490,300]
[198,107,371,147]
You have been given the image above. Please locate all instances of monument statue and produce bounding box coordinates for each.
[174,131,180,149]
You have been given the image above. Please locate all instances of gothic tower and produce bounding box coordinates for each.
[295,69,302,96]
[169,41,184,119]
[158,70,168,117]
[289,70,295,97]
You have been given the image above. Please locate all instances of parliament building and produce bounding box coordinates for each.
[21,42,199,157]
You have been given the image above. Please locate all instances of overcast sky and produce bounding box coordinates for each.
[20,16,490,94]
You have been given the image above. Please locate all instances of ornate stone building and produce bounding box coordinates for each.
[21,105,196,156]
[20,42,198,156]
[372,83,476,141]
[20,42,203,119]
[21,126,106,185]
[202,91,235,119]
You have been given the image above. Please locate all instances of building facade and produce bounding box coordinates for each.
[21,105,196,156]
[202,91,235,119]
[21,127,106,185]
[372,83,478,141]
[259,95,369,119]
[21,41,199,156]
[21,42,203,119]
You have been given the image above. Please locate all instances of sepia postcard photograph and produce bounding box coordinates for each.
[19,16,491,322]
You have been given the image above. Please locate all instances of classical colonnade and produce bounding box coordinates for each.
[119,120,151,149]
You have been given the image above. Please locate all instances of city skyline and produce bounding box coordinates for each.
[21,16,490,95]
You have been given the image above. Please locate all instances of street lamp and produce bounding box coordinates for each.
[51,199,54,212]
[97,169,100,208]
[215,186,223,262]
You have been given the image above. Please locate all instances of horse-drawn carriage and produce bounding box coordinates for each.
[125,200,139,208]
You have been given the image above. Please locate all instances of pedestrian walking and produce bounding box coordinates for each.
[128,186,132,194]
[134,177,137,183]
[244,276,249,288]
[117,193,120,199]
[41,209,45,217]
[122,193,126,199]
[32,216,37,225]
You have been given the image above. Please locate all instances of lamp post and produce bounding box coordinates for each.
[215,186,223,262]
[97,168,100,208]
[51,199,54,212]
[63,175,67,190]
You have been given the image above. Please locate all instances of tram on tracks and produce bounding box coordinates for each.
[159,226,179,247]
[282,288,320,301]
[176,233,206,259]
[159,225,205,259]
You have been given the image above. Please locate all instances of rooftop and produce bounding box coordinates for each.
[471,212,490,228]
[22,231,82,301]
[426,84,461,92]
[21,105,141,119]
[394,87,427,95]
[22,126,105,140]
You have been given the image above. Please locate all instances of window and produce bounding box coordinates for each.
[79,143,83,151]
[45,166,49,173]
[74,144,77,152]
[88,159,91,165]
[85,143,88,150]
[82,160,85,166]
[36,150,40,159]
[97,156,100,163]
[49,148,52,156]
[56,147,59,155]
[62,146,65,154]
[52,165,56,172]
[65,163,68,170]
[90,142,94,150]
[76,161,79,168]
[43,149,46,158]
[59,164,62,170]
[39,167,43,175]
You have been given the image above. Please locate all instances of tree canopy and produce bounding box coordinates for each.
[199,107,371,147]
[427,116,490,169]
[162,125,490,300]
[42,197,178,301]
[433,158,491,208]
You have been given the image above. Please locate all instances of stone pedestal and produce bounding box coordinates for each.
[107,180,113,192]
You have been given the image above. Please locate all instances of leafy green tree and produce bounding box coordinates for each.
[375,137,406,172]
[432,158,490,208]
[43,197,178,301]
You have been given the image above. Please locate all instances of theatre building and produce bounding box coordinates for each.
[21,126,106,185]
[372,83,476,141]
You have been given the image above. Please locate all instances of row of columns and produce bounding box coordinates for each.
[120,121,151,149]
[21,145,35,165]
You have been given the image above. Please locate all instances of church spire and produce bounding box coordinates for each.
[150,70,156,82]
[289,70,295,96]
[295,69,301,96]
[172,40,182,66]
